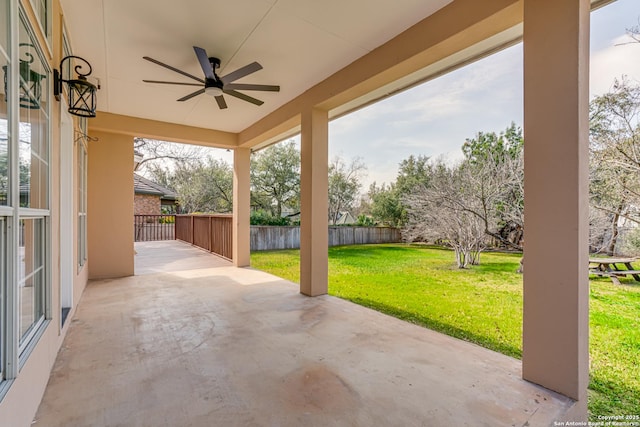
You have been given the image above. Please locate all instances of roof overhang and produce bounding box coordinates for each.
[68,0,613,149]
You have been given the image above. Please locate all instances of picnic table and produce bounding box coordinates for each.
[589,257,640,285]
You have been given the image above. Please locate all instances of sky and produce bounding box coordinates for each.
[201,0,640,189]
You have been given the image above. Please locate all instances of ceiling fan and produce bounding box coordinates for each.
[142,46,280,109]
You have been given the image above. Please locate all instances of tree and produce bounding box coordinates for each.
[589,77,640,254]
[328,156,366,225]
[395,154,431,195]
[403,124,524,268]
[590,78,640,175]
[134,138,205,174]
[0,150,7,204]
[462,122,523,165]
[404,160,486,268]
[250,140,300,218]
[368,182,404,227]
[0,146,32,207]
[625,20,640,44]
[149,156,233,213]
[460,123,525,250]
[367,155,431,227]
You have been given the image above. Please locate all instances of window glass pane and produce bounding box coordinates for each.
[19,217,45,344]
[0,119,7,206]
[18,20,49,209]
[29,0,50,43]
[0,0,7,55]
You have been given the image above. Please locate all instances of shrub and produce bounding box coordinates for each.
[250,210,291,226]
[158,216,175,224]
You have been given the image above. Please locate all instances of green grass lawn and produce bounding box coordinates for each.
[251,244,640,418]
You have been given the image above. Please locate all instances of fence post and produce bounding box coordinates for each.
[190,215,194,244]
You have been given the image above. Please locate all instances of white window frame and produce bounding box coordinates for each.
[0,216,5,381]
[15,8,51,365]
[77,118,87,269]
[17,215,46,356]
[0,3,51,394]
[28,0,51,55]
[1,0,20,392]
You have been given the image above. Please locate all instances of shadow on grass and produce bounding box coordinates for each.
[341,295,522,359]
[329,244,456,265]
[330,244,414,254]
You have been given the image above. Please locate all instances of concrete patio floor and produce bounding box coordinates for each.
[34,240,576,426]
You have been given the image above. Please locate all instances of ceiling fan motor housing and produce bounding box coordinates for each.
[209,57,221,69]
[205,57,224,95]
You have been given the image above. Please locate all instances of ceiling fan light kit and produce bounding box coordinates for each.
[205,79,224,97]
[143,46,280,110]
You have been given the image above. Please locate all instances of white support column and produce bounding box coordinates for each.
[300,108,329,296]
[522,0,590,411]
[233,147,251,267]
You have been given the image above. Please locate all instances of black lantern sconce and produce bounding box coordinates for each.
[54,55,99,118]
[2,43,46,109]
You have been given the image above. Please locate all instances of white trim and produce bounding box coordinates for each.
[18,319,47,369]
[77,123,87,269]
[0,217,5,380]
[5,0,20,382]
[60,107,73,313]
[25,0,52,58]
[16,216,46,353]
[0,4,52,386]
[17,208,49,217]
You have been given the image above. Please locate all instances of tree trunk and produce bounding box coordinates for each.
[455,247,470,269]
[469,249,481,266]
[607,203,623,255]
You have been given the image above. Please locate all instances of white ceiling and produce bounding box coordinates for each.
[60,0,453,133]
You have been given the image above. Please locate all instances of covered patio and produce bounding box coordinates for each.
[33,241,573,426]
[0,0,600,424]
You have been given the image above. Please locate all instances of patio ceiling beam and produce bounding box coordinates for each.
[238,0,523,148]
[89,112,238,149]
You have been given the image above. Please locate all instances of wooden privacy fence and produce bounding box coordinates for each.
[134,215,176,242]
[149,214,400,258]
[175,214,233,260]
[250,226,402,251]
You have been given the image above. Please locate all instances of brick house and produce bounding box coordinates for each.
[134,173,178,215]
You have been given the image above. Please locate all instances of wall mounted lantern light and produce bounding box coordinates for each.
[54,55,99,118]
[2,43,46,109]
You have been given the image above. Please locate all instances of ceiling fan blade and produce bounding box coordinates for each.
[224,83,280,92]
[220,62,263,84]
[143,80,203,87]
[143,56,204,83]
[193,46,215,80]
[223,89,264,106]
[177,88,205,102]
[215,95,228,109]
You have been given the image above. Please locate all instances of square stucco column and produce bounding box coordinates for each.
[523,0,590,408]
[300,108,329,296]
[87,131,135,279]
[233,147,251,267]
